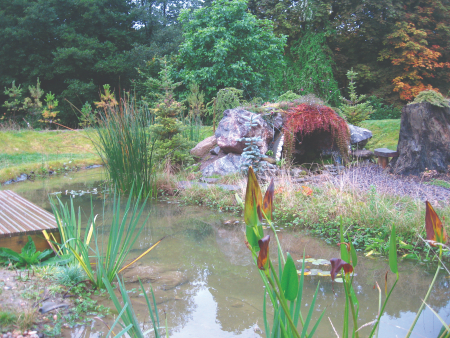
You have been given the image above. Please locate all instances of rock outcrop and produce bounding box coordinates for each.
[190,135,217,158]
[390,102,450,175]
[215,109,273,154]
[348,124,372,148]
[201,153,243,177]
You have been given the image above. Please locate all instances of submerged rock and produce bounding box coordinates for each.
[122,265,188,290]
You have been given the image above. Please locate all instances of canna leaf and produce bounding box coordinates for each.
[425,201,448,246]
[262,178,274,222]
[244,167,263,227]
[339,218,350,262]
[281,252,299,301]
[246,225,260,252]
[257,235,270,270]
[348,236,358,268]
[330,258,353,282]
[389,224,398,274]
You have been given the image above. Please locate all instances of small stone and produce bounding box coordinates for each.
[209,146,221,156]
[17,335,24,338]
[27,332,37,336]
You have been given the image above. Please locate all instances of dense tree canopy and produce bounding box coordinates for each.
[1,0,450,125]
[177,0,286,99]
[0,0,141,124]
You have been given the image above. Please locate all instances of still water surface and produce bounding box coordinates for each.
[3,168,450,338]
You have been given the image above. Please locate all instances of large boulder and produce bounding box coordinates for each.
[390,102,450,175]
[190,135,217,158]
[348,124,372,148]
[215,109,273,154]
[202,153,243,177]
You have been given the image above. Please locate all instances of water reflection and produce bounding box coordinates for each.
[3,169,450,338]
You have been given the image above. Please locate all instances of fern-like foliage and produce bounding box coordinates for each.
[283,104,350,162]
[409,90,450,108]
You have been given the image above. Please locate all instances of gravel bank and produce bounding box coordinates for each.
[331,164,450,204]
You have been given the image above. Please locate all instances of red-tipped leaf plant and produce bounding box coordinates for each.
[425,200,448,247]
[405,202,448,338]
[241,166,325,338]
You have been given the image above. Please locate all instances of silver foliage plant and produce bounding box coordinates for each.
[239,114,263,173]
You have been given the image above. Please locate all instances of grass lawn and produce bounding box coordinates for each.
[360,119,401,152]
[0,120,399,183]
[0,129,101,182]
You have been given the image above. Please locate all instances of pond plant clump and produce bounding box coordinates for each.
[240,166,450,337]
[0,186,166,337]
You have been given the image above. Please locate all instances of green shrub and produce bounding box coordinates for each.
[277,90,302,102]
[54,264,87,286]
[409,90,450,108]
[367,95,402,120]
[0,311,17,330]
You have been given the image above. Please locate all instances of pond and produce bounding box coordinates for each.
[2,168,450,338]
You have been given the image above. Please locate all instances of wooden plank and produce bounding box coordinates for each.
[0,190,57,238]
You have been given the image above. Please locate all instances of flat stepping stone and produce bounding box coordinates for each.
[374,148,398,157]
[374,148,398,168]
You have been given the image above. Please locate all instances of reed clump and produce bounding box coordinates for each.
[90,97,156,197]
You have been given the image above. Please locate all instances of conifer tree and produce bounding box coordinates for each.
[150,58,193,165]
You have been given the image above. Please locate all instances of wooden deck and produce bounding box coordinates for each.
[0,190,59,252]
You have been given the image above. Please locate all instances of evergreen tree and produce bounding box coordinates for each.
[149,58,193,165]
[337,69,373,126]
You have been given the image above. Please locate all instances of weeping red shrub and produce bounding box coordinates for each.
[283,103,350,162]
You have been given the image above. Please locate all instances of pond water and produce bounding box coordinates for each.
[2,168,450,338]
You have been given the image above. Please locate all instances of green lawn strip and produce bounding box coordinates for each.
[0,130,97,154]
[0,156,102,183]
[0,153,97,169]
[360,119,401,152]
[0,129,101,183]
